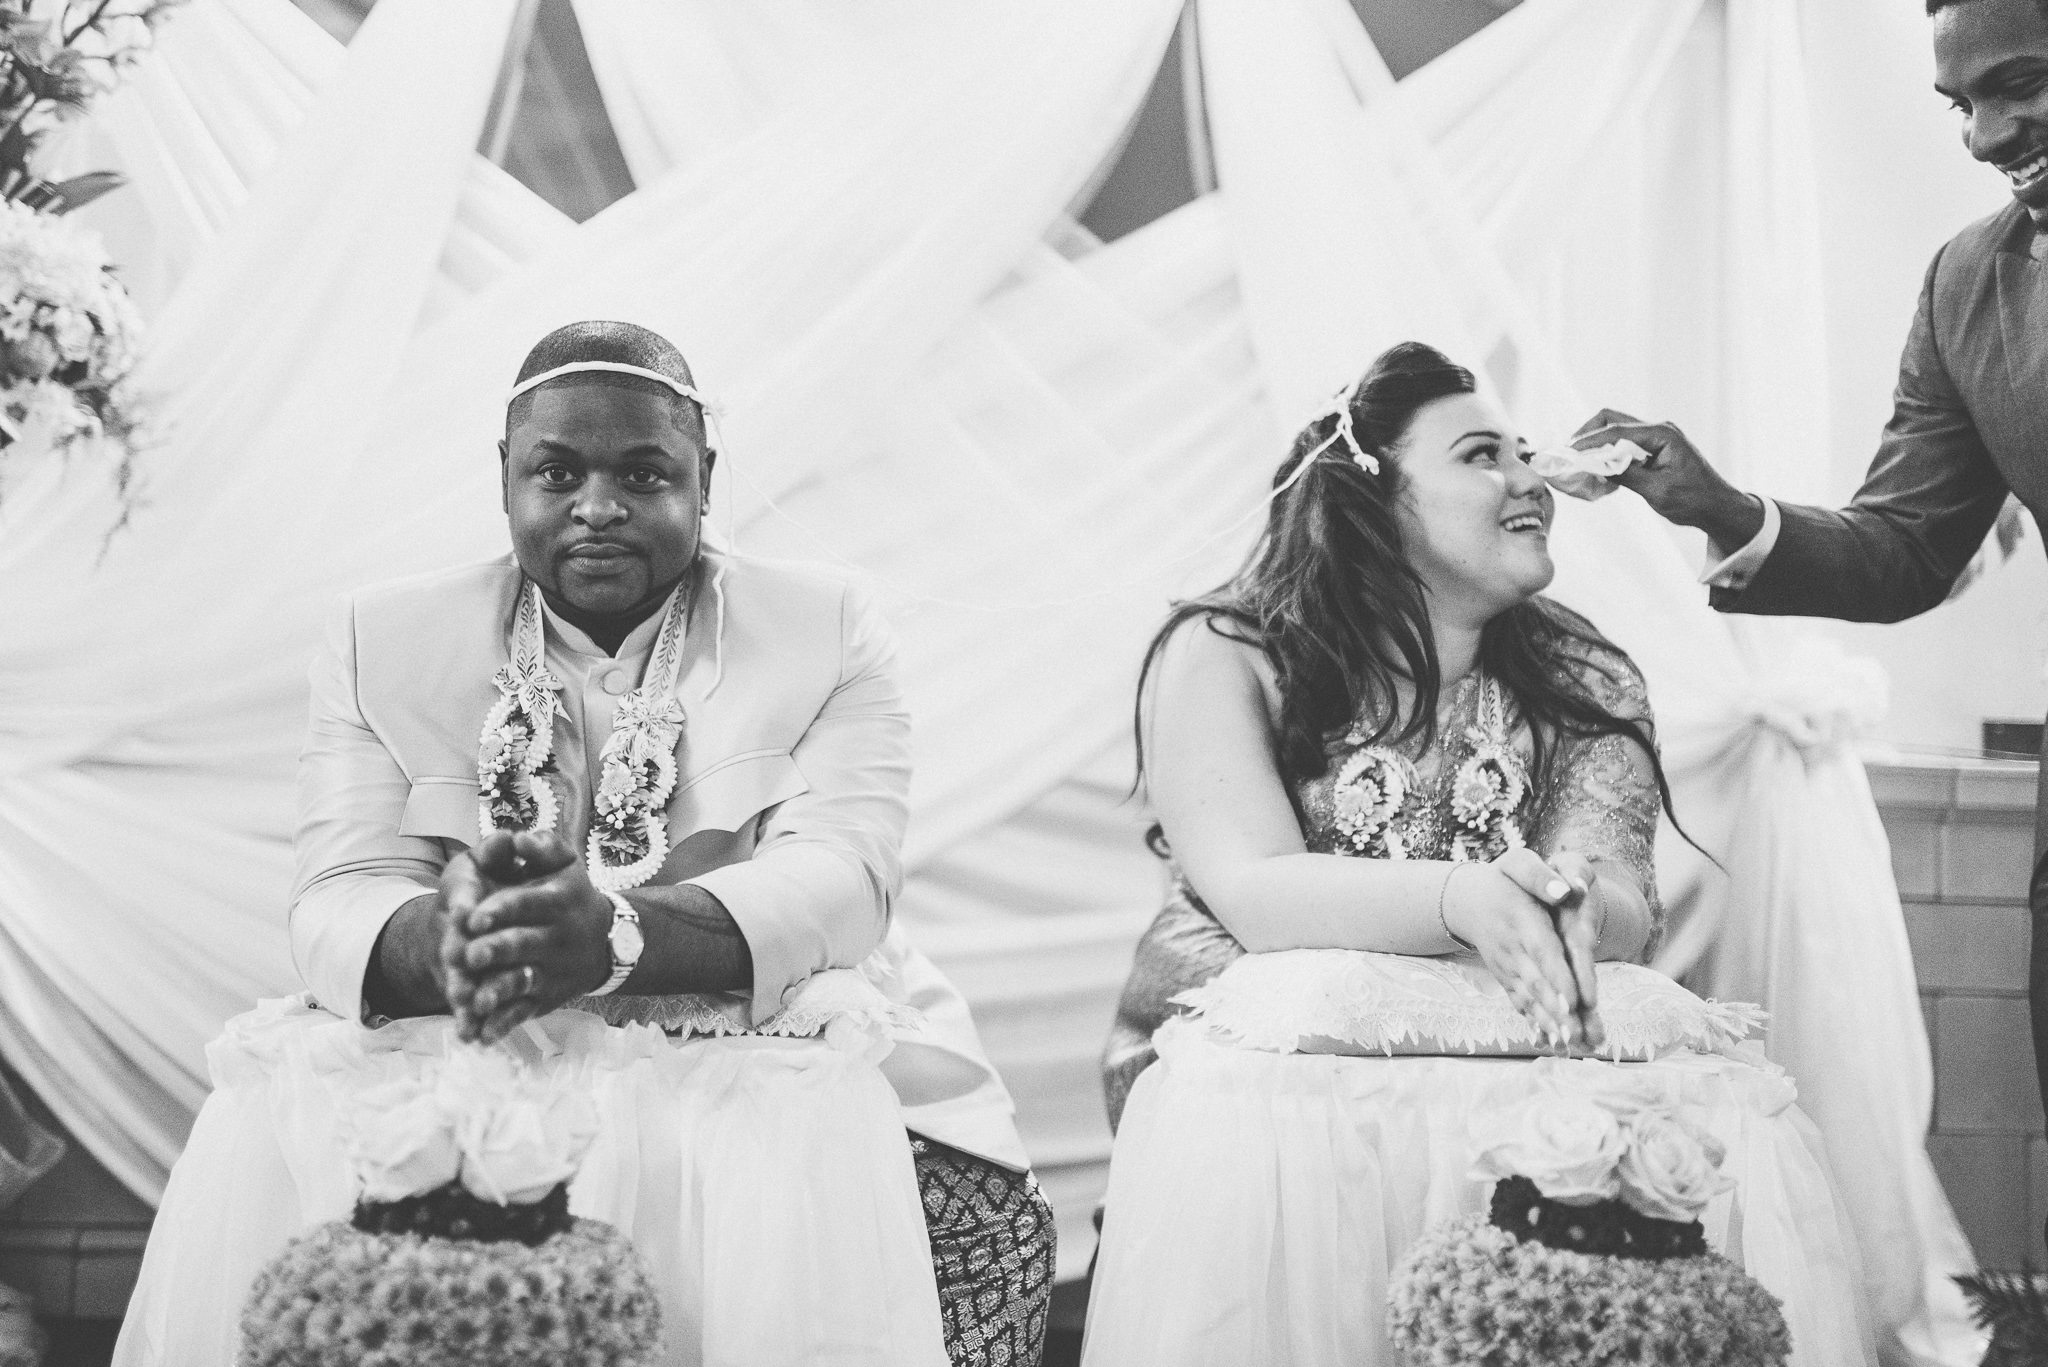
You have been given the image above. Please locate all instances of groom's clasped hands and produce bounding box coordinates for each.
[438,830,616,1045]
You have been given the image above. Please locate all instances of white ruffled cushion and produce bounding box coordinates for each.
[1174,950,1764,1060]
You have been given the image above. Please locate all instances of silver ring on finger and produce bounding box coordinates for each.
[520,963,537,997]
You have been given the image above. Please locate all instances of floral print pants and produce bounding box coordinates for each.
[911,1134,1056,1367]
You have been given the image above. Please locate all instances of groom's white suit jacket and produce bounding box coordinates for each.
[288,545,1028,1172]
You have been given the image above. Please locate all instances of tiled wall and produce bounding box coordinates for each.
[0,1062,153,1321]
[1871,757,2045,1269]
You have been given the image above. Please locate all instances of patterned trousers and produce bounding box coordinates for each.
[911,1134,1057,1367]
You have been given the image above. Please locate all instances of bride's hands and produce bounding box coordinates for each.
[1442,849,1595,1050]
[1545,851,1608,1051]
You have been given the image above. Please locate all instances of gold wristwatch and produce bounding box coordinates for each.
[590,890,644,997]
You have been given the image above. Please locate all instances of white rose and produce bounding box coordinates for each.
[48,309,94,364]
[347,1087,461,1202]
[455,1090,598,1205]
[1469,1095,1626,1205]
[1616,1114,1734,1222]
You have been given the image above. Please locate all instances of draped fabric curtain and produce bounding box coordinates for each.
[0,0,1188,1214]
[0,0,1984,1352]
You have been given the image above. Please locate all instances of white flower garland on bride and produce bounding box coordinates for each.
[478,581,691,892]
[1329,674,1529,863]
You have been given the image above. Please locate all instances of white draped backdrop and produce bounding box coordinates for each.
[0,0,1995,1360]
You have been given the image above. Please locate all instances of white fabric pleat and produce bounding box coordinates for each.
[1083,1027,1874,1367]
[0,0,526,1202]
[114,1001,946,1367]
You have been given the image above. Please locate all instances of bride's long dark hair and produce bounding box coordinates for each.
[1134,342,1680,829]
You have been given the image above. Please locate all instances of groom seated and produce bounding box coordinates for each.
[290,320,1052,1366]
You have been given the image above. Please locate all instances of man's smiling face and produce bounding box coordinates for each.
[1936,0,2048,228]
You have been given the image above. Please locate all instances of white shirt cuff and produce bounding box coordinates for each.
[1698,497,1781,591]
[687,851,888,1025]
[292,875,436,1023]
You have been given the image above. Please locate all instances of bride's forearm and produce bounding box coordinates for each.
[1196,853,1468,955]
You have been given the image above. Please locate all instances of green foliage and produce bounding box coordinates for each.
[1956,1271,2048,1367]
[0,0,186,205]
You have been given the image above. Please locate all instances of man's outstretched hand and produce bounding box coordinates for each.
[439,830,613,1045]
[1573,409,1765,552]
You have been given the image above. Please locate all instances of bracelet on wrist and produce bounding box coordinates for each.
[1438,863,1477,952]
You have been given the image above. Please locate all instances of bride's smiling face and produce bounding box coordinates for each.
[1390,392,1555,624]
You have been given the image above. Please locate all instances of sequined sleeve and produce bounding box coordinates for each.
[1525,638,1665,960]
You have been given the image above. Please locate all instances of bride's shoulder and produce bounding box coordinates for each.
[1527,598,1650,722]
[1148,608,1279,709]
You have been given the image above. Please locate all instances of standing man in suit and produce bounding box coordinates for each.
[1572,0,2048,1160]
[292,319,1054,1365]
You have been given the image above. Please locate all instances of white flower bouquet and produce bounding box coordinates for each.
[237,1046,663,1367]
[0,196,140,444]
[0,0,182,516]
[1387,1090,1789,1366]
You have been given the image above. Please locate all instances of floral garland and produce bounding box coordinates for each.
[1328,675,1528,862]
[477,581,689,892]
[1328,744,1413,858]
[1447,676,1527,862]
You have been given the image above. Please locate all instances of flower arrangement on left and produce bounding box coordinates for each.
[0,0,178,521]
[237,1046,664,1367]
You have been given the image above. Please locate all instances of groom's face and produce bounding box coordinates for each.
[1936,0,2048,228]
[500,382,709,618]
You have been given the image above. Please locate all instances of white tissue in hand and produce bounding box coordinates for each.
[1530,438,1649,501]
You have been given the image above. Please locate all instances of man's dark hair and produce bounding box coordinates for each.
[505,320,710,452]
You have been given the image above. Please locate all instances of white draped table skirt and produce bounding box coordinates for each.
[112,997,949,1367]
[1082,1020,1876,1367]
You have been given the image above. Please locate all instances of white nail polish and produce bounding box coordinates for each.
[1546,880,1570,899]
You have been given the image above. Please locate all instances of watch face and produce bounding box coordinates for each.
[610,917,646,964]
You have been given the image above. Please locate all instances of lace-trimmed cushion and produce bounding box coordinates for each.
[568,966,919,1049]
[1174,950,1763,1061]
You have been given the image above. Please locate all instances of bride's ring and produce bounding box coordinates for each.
[520,963,537,996]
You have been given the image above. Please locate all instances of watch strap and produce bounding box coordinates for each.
[589,890,641,997]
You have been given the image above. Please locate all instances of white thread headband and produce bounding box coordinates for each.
[507,361,724,454]
[1301,375,1378,475]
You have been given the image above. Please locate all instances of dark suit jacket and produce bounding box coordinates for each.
[1712,200,2048,1114]
[1711,200,2044,620]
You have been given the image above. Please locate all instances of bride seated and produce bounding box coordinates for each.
[1083,343,1873,1366]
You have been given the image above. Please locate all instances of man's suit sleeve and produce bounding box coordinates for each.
[290,595,446,1022]
[687,577,911,1022]
[1711,242,2010,621]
